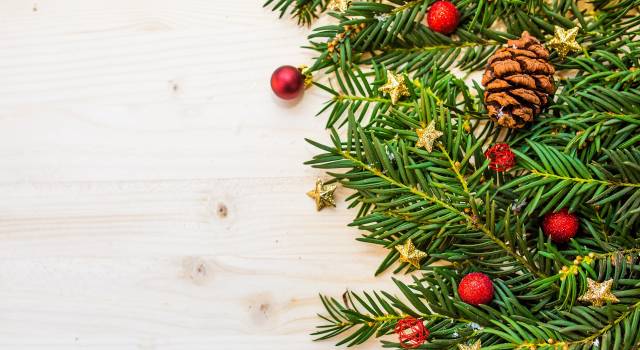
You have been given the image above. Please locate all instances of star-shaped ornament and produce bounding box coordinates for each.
[415,120,443,153]
[307,178,337,211]
[546,26,582,59]
[458,340,482,350]
[328,0,352,12]
[395,239,427,269]
[378,70,410,105]
[578,278,619,307]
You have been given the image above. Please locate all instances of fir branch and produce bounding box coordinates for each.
[317,139,546,279]
[558,301,640,349]
[264,0,640,348]
[529,169,640,188]
[263,0,331,26]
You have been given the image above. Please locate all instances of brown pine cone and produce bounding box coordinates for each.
[482,32,556,128]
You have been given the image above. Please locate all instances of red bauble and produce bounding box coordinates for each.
[485,143,516,172]
[271,65,305,100]
[426,1,460,35]
[458,272,494,305]
[542,208,579,243]
[394,317,429,349]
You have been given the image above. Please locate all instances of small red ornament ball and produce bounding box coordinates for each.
[426,1,460,35]
[458,272,494,305]
[271,65,305,100]
[394,317,429,349]
[485,143,516,172]
[542,208,579,243]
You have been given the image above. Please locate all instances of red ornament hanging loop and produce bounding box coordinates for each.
[394,316,429,349]
[485,143,516,172]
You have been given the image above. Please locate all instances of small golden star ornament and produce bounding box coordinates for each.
[547,26,582,59]
[395,239,427,269]
[578,278,619,306]
[378,70,410,105]
[307,178,337,211]
[458,340,482,350]
[415,120,443,153]
[328,0,351,12]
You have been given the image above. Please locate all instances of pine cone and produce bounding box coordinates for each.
[482,32,556,128]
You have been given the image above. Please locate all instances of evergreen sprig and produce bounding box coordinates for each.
[265,0,640,348]
[263,0,331,26]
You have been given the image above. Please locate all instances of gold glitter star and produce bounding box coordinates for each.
[307,178,337,211]
[328,0,352,12]
[458,340,482,350]
[378,70,410,105]
[578,278,619,307]
[546,26,582,59]
[415,120,443,153]
[395,239,427,269]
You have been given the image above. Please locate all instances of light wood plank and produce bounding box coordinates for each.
[0,1,411,348]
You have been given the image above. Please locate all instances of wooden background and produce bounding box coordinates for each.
[0,1,410,348]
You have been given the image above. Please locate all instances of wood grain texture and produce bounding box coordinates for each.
[0,1,411,348]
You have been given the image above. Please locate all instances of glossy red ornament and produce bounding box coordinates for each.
[426,1,460,35]
[394,317,429,349]
[485,143,516,172]
[542,208,579,243]
[458,272,494,305]
[271,65,305,100]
